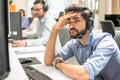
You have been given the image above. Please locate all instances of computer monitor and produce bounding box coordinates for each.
[0,0,10,79]
[105,14,120,27]
[9,12,22,40]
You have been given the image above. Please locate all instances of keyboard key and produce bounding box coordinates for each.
[24,66,53,80]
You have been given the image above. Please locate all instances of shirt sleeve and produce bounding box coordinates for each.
[82,35,117,80]
[23,18,38,38]
[26,23,50,47]
[24,32,37,39]
[26,38,44,47]
[26,19,61,51]
[56,40,74,60]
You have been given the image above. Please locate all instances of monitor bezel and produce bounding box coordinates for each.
[0,0,10,79]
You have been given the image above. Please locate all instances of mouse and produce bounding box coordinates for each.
[21,59,32,64]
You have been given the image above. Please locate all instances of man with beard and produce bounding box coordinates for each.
[13,0,61,51]
[44,4,120,80]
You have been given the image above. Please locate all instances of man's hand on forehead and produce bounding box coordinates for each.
[55,12,80,28]
[66,12,80,19]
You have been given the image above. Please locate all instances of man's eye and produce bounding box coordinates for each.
[74,19,80,22]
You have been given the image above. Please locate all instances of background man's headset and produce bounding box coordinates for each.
[41,0,49,12]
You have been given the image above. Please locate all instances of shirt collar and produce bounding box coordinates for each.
[39,14,48,23]
[86,31,93,45]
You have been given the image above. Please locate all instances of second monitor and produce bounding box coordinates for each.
[9,12,22,40]
[105,14,120,27]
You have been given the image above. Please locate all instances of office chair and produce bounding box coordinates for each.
[114,31,120,49]
[59,27,70,47]
[100,20,115,38]
[116,18,120,30]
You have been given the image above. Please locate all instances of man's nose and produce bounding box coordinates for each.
[69,23,75,29]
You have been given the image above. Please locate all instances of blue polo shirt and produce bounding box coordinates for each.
[21,16,29,29]
[56,30,120,80]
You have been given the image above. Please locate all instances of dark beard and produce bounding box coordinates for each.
[69,27,87,39]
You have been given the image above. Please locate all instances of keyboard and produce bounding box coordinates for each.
[19,57,41,68]
[19,57,41,64]
[19,57,52,80]
[24,66,53,80]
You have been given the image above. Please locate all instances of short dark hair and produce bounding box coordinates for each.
[34,0,48,12]
[34,0,45,5]
[65,4,94,22]
[19,9,25,16]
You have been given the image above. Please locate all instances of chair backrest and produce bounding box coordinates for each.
[100,20,115,38]
[114,31,120,49]
[59,27,70,47]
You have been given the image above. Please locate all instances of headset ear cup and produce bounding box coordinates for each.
[43,5,48,11]
[87,9,94,30]
[87,17,94,30]
[43,0,48,12]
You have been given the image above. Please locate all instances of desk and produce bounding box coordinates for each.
[5,45,28,80]
[16,52,72,80]
[14,46,45,64]
[31,64,72,80]
[7,45,73,80]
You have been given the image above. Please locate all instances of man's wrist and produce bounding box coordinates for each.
[54,59,63,68]
[52,57,64,69]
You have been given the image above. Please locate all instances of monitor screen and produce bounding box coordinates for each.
[105,14,120,27]
[0,0,10,79]
[9,12,22,40]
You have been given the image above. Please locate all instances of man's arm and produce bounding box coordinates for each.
[56,62,90,80]
[23,32,37,39]
[44,24,60,65]
[44,26,90,79]
[44,13,69,65]
[44,12,80,65]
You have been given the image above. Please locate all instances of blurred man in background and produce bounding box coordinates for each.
[13,0,61,51]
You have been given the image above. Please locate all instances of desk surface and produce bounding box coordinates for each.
[13,46,45,54]
[31,64,72,80]
[5,44,28,80]
[6,45,73,80]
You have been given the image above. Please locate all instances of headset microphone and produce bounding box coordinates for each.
[77,28,87,39]
[77,34,83,39]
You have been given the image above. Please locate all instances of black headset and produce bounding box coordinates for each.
[87,11,94,30]
[42,0,49,12]
[77,7,94,39]
[81,7,94,30]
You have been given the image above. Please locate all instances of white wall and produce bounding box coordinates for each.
[13,0,26,11]
[105,0,112,14]
[11,0,114,29]
[98,0,112,29]
[12,0,79,18]
[48,0,78,19]
[13,0,30,17]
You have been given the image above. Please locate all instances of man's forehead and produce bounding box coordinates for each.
[67,11,80,14]
[34,3,43,8]
[66,12,81,19]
